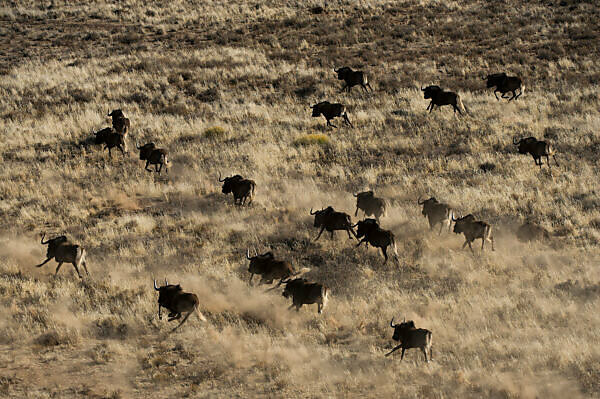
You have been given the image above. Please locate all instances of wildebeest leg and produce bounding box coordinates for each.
[315,226,326,241]
[249,274,254,285]
[366,82,373,92]
[385,344,402,357]
[107,146,112,158]
[346,228,355,239]
[168,313,182,322]
[36,257,52,267]
[170,309,195,333]
[553,155,559,167]
[118,145,125,155]
[400,348,406,360]
[158,304,162,320]
[501,92,510,99]
[422,347,429,362]
[481,237,485,251]
[295,303,302,312]
[82,260,90,276]
[381,247,388,264]
[428,103,434,113]
[54,262,63,276]
[340,84,348,92]
[546,155,551,169]
[453,104,462,115]
[145,160,152,172]
[438,223,444,235]
[343,113,353,127]
[356,237,368,247]
[515,88,523,100]
[494,90,500,101]
[330,230,334,239]
[71,262,83,278]
[287,304,295,311]
[317,303,322,313]
[354,207,359,217]
[468,241,475,254]
[508,91,517,101]
[327,119,337,128]
[462,240,468,249]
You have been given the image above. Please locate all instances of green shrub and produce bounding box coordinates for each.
[203,126,226,139]
[293,134,330,147]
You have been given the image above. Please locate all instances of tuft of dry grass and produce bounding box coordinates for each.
[293,133,330,147]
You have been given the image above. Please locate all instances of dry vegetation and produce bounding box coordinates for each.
[0,0,599,397]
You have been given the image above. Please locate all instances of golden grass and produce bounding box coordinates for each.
[293,133,330,147]
[0,1,599,398]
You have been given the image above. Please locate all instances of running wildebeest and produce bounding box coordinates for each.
[483,73,524,101]
[218,173,255,205]
[154,279,206,333]
[136,142,169,174]
[513,136,559,169]
[95,128,127,157]
[421,85,467,114]
[385,318,433,362]
[310,206,356,241]
[36,234,90,278]
[452,214,495,253]
[246,249,295,286]
[354,191,387,221]
[418,197,454,234]
[354,218,398,264]
[93,127,114,145]
[310,101,353,128]
[334,67,373,93]
[281,278,329,314]
[107,109,131,136]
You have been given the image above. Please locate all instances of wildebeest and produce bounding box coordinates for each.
[36,234,89,278]
[452,214,495,253]
[421,85,467,114]
[334,67,373,93]
[310,206,356,241]
[107,109,131,136]
[246,249,295,286]
[513,136,559,168]
[385,318,433,362]
[218,173,255,205]
[418,197,454,234]
[483,73,524,101]
[354,218,398,264]
[154,279,206,332]
[93,127,114,145]
[354,191,387,221]
[136,142,169,174]
[282,278,329,314]
[94,127,127,157]
[516,222,550,243]
[310,101,353,128]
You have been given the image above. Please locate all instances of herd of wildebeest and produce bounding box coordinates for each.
[32,68,556,362]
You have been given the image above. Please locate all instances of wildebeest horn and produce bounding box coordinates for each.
[310,208,317,215]
[417,196,425,205]
[164,278,168,286]
[246,249,251,260]
[452,215,458,222]
[403,317,406,322]
[218,172,226,182]
[353,193,358,197]
[40,233,49,244]
[154,279,159,291]
[390,318,395,328]
[421,86,425,91]
[107,109,110,116]
[334,68,339,72]
[135,141,141,149]
[351,222,359,228]
[309,104,315,108]
[512,136,521,145]
[482,76,487,80]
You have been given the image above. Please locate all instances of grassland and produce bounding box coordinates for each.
[0,1,599,397]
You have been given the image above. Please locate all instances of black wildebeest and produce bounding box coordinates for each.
[516,222,551,243]
[513,136,559,169]
[354,218,398,264]
[246,249,295,286]
[154,279,206,332]
[94,127,127,157]
[452,214,495,253]
[421,85,467,114]
[310,101,353,128]
[282,278,329,314]
[334,67,373,93]
[136,142,169,174]
[354,191,387,221]
[310,206,356,241]
[219,173,255,205]
[107,109,131,136]
[36,234,89,278]
[385,318,433,362]
[483,73,524,101]
[418,196,454,234]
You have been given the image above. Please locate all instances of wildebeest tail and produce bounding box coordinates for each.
[75,247,86,269]
[456,95,469,115]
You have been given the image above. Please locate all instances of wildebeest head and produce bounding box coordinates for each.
[246,249,274,273]
[310,101,330,117]
[136,142,156,160]
[355,218,379,238]
[354,191,374,200]
[452,214,475,234]
[417,196,438,216]
[281,278,306,299]
[108,109,125,119]
[334,67,353,81]
[513,136,537,154]
[153,279,182,310]
[390,318,416,341]
[421,85,442,99]
[218,173,244,194]
[484,73,507,88]
[310,206,334,227]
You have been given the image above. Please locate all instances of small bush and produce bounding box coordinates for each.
[203,126,226,139]
[293,134,330,146]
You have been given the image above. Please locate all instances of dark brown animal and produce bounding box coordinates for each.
[98,128,127,157]
[354,191,387,221]
[282,278,329,314]
[218,173,255,205]
[154,279,205,333]
[452,214,495,253]
[422,85,467,114]
[484,73,524,101]
[107,109,131,136]
[310,206,356,241]
[354,218,398,264]
[310,101,353,128]
[36,234,89,278]
[513,136,558,168]
[418,197,454,234]
[334,67,373,93]
[246,249,295,285]
[136,142,169,174]
[385,318,433,362]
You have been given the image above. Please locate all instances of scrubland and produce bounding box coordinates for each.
[0,0,599,397]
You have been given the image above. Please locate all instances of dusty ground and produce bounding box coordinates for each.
[0,1,599,398]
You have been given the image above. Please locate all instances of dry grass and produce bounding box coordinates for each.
[0,0,599,398]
